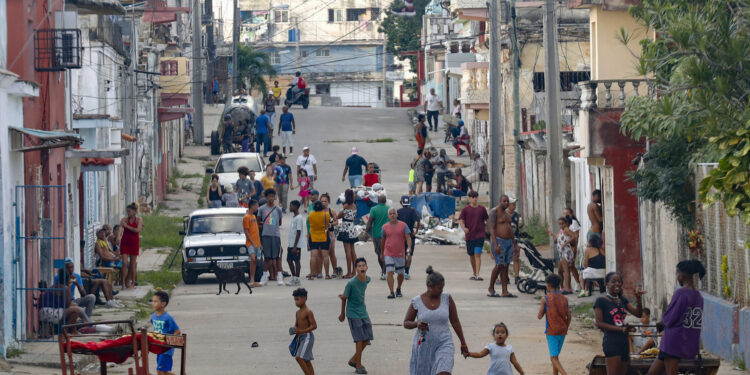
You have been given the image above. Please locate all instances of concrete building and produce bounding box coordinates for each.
[215,0,395,107]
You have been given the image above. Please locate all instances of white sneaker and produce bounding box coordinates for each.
[277,274,284,286]
[105,300,122,309]
[260,273,269,286]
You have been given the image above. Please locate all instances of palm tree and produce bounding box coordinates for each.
[237,45,276,96]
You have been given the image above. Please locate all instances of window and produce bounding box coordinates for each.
[328,9,343,23]
[532,71,591,92]
[270,51,281,65]
[315,84,330,94]
[274,9,289,23]
[346,8,367,21]
[300,50,309,58]
[369,8,380,21]
[315,48,330,57]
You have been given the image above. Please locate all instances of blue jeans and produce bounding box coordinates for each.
[348,175,363,187]
[492,237,514,265]
[256,133,269,155]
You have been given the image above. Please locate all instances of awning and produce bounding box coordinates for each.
[158,106,194,122]
[80,157,116,172]
[142,5,190,24]
[65,148,130,159]
[67,0,126,15]
[456,8,488,21]
[10,126,83,152]
[161,93,190,107]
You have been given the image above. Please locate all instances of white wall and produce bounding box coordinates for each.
[330,81,382,108]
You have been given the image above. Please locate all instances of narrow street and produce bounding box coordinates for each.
[165,106,602,375]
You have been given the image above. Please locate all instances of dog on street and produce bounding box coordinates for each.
[209,262,252,295]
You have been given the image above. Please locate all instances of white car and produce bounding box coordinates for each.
[206,152,266,189]
[180,208,251,284]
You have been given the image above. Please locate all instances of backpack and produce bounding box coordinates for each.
[297,77,307,89]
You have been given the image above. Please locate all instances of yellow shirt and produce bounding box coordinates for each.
[261,175,275,190]
[272,87,282,99]
[308,211,329,242]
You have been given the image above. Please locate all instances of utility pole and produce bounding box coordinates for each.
[488,0,504,206]
[294,17,301,72]
[382,38,387,107]
[192,0,204,143]
[232,0,239,95]
[510,0,522,211]
[543,0,564,253]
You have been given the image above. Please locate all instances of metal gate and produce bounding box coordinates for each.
[13,185,67,341]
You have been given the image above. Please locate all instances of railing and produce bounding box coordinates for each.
[578,79,654,109]
[16,287,68,341]
[461,62,489,105]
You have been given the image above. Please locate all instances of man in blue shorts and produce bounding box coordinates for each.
[487,195,516,298]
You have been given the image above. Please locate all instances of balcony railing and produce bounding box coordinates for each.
[578,79,654,109]
[461,62,489,104]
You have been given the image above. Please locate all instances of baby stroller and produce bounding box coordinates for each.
[516,232,555,294]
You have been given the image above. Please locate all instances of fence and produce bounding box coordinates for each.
[16,287,67,341]
[697,164,750,308]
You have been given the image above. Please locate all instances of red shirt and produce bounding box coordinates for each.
[458,205,488,241]
[363,173,379,187]
[381,221,410,258]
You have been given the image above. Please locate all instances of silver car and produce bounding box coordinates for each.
[206,152,266,190]
[180,208,250,284]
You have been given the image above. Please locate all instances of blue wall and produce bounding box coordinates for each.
[269,44,390,75]
[740,308,750,369]
[701,293,737,361]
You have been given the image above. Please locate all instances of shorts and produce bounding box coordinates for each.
[103,260,123,268]
[657,350,680,361]
[295,332,314,361]
[466,238,485,256]
[603,333,630,361]
[587,230,602,243]
[248,246,262,259]
[385,256,405,274]
[261,236,281,259]
[451,189,467,197]
[492,237,514,265]
[405,234,416,256]
[546,335,566,357]
[287,247,301,262]
[310,239,330,250]
[373,238,383,258]
[281,131,294,147]
[348,317,374,342]
[156,352,173,372]
[348,175,363,187]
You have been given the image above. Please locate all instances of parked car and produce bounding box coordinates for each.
[180,208,251,284]
[205,152,265,190]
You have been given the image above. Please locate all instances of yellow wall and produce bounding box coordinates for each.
[160,57,190,94]
[589,5,647,80]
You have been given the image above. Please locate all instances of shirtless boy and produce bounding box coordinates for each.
[488,195,516,298]
[587,189,603,242]
[292,288,317,375]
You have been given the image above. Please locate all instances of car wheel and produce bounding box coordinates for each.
[182,267,198,284]
[210,131,220,155]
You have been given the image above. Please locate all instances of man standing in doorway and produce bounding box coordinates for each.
[397,195,420,280]
[296,146,318,187]
[381,208,411,299]
[342,147,368,187]
[278,106,296,155]
[587,189,603,243]
[365,195,390,280]
[488,195,516,298]
[459,190,488,281]
[423,87,443,132]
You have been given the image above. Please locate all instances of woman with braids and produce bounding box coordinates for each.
[593,272,645,375]
[404,266,469,375]
[646,260,705,375]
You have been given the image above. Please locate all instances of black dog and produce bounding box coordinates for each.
[209,262,252,295]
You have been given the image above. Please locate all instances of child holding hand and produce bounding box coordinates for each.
[465,322,524,375]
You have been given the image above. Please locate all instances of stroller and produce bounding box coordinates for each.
[516,232,555,294]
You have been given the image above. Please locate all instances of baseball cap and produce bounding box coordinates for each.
[310,189,320,196]
[351,147,358,155]
[64,257,74,264]
[268,90,273,94]
[458,120,464,126]
[400,195,411,206]
[507,194,517,204]
[303,146,310,151]
[278,154,286,159]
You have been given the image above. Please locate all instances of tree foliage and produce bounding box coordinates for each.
[238,45,276,95]
[620,0,750,225]
[378,0,432,72]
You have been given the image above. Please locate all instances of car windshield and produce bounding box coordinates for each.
[189,214,245,234]
[215,157,262,173]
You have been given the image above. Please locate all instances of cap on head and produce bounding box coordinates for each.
[303,146,310,151]
[507,194,517,204]
[64,257,74,264]
[268,90,273,95]
[458,120,464,126]
[351,147,358,155]
[401,195,411,206]
[310,189,320,196]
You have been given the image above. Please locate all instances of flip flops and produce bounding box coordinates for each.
[487,292,517,298]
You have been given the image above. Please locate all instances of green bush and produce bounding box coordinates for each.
[523,216,549,246]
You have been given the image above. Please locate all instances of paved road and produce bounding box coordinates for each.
[161,106,740,375]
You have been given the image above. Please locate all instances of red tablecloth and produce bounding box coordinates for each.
[67,334,171,364]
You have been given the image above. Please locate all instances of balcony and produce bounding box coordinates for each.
[578,79,653,109]
[461,62,489,107]
[450,0,489,21]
